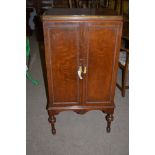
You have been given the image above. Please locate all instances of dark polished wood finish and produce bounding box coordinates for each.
[42,8,122,134]
[116,37,129,97]
[116,0,129,97]
[105,113,114,132]
[48,114,56,135]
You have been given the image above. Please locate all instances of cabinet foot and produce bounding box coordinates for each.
[105,114,114,133]
[49,115,56,135]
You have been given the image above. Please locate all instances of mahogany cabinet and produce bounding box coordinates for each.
[42,8,123,134]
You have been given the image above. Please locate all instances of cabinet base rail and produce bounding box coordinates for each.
[48,107,114,135]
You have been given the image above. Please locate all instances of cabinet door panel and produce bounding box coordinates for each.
[85,23,119,103]
[46,23,80,104]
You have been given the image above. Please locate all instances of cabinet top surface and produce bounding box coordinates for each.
[42,8,122,21]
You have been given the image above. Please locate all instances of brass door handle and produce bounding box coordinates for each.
[77,66,83,79]
[83,66,87,74]
[77,66,87,79]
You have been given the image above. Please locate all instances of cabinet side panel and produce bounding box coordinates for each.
[48,24,80,103]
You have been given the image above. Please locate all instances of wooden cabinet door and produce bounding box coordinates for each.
[84,22,122,105]
[43,22,82,106]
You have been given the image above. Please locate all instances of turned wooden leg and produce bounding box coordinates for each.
[105,114,114,133]
[49,115,56,135]
[122,66,128,97]
[122,70,126,97]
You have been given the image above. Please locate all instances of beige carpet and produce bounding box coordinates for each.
[26,33,129,155]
